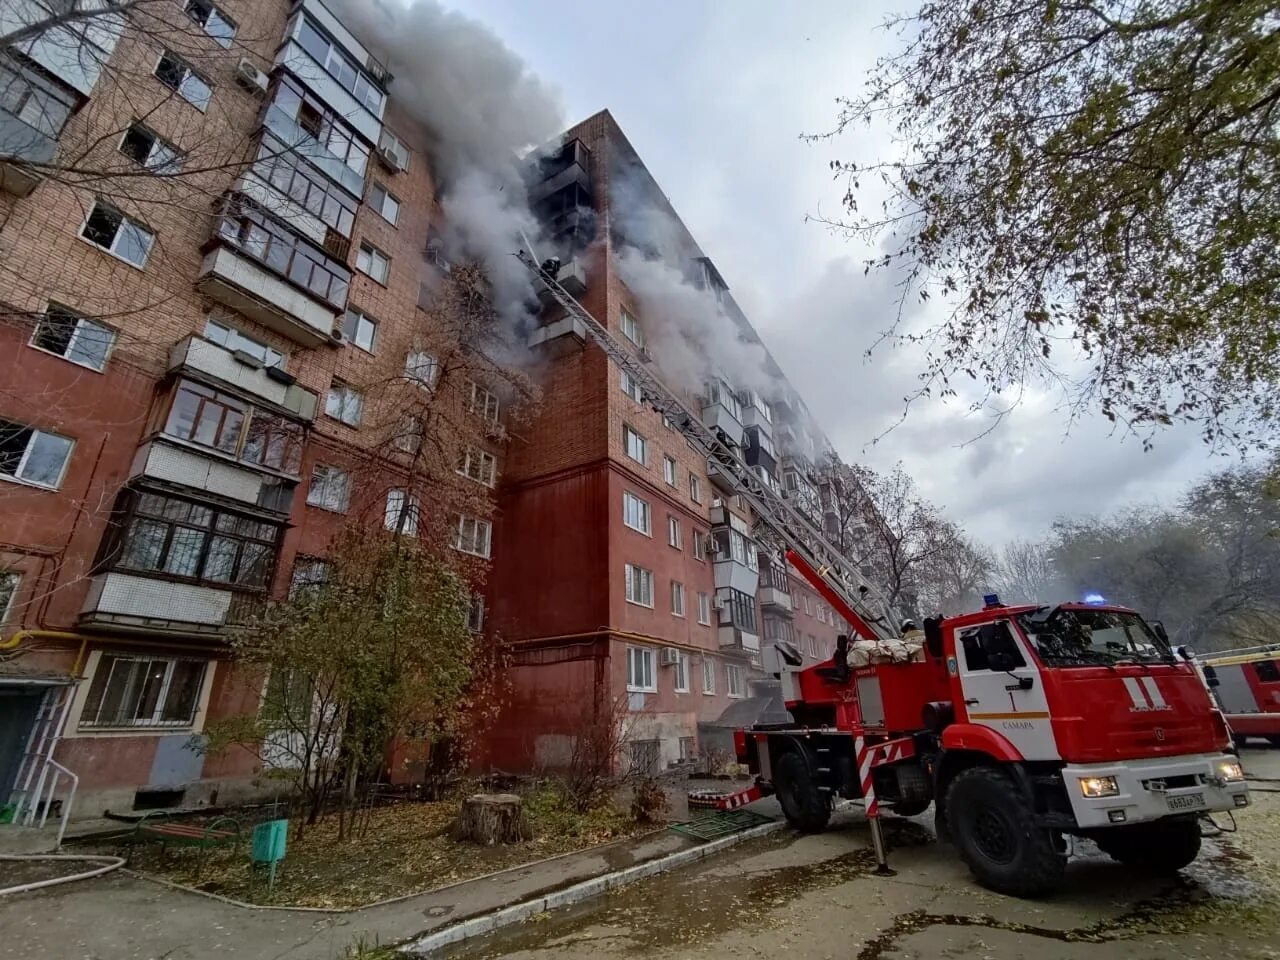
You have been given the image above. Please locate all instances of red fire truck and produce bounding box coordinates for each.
[1199,647,1280,746]
[522,252,1251,899]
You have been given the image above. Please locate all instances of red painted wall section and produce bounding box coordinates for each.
[200,661,266,780]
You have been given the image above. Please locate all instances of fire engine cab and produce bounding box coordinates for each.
[1198,646,1280,746]
[734,586,1250,896]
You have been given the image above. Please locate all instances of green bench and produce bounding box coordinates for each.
[126,812,243,876]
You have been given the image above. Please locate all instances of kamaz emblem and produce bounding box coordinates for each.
[947,656,958,676]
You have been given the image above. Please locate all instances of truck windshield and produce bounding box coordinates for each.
[1016,608,1174,666]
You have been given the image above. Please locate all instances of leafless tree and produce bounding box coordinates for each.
[991,539,1061,605]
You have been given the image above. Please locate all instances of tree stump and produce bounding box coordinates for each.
[454,793,532,845]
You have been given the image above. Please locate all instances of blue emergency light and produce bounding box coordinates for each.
[1083,592,1106,605]
[983,593,1000,608]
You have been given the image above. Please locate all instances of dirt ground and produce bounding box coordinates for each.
[445,748,1280,960]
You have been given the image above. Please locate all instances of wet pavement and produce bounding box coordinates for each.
[448,749,1280,960]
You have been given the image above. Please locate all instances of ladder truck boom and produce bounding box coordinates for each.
[518,250,896,643]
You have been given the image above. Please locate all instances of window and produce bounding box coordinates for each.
[692,530,710,561]
[808,635,819,659]
[268,76,370,187]
[0,54,75,139]
[289,558,330,598]
[689,474,702,503]
[342,308,377,352]
[469,381,500,422]
[394,417,424,454]
[205,317,284,369]
[406,350,440,388]
[626,646,656,692]
[467,594,485,633]
[623,424,647,465]
[0,571,19,622]
[325,381,363,426]
[721,589,758,633]
[624,563,654,607]
[715,528,758,571]
[114,491,280,588]
[30,305,114,371]
[620,309,644,347]
[701,657,715,694]
[804,595,813,616]
[697,592,712,626]
[460,448,497,486]
[80,655,208,729]
[384,489,420,537]
[671,581,686,617]
[679,736,697,761]
[454,516,492,558]
[662,414,676,432]
[0,420,73,489]
[165,380,304,473]
[81,201,153,267]
[369,183,400,225]
[253,134,357,240]
[673,651,689,691]
[295,15,385,114]
[620,369,642,402]
[306,463,351,513]
[726,664,745,698]
[622,491,651,535]
[154,51,212,110]
[185,0,236,46]
[667,515,682,549]
[356,241,390,283]
[663,455,677,487]
[118,123,182,173]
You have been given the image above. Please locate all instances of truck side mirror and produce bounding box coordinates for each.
[1152,620,1170,644]
[923,617,944,659]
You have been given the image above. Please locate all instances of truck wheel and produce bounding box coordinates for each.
[1267,735,1280,748]
[945,766,1065,897]
[775,750,830,833]
[1093,818,1202,872]
[888,798,932,818]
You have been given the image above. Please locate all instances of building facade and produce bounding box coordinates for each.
[0,1,854,821]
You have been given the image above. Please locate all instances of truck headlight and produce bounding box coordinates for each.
[1216,758,1245,783]
[1079,776,1119,798]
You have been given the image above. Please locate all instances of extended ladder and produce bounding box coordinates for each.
[518,251,898,643]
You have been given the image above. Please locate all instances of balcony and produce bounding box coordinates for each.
[713,516,759,597]
[262,101,365,199]
[79,572,234,638]
[0,109,55,197]
[169,336,317,418]
[528,314,589,352]
[529,139,591,206]
[719,625,761,654]
[701,385,745,447]
[536,258,588,308]
[276,42,383,145]
[198,247,337,347]
[744,426,777,477]
[758,559,793,614]
[740,392,773,434]
[130,440,288,512]
[707,458,740,496]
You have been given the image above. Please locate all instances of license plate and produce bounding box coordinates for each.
[1166,793,1206,812]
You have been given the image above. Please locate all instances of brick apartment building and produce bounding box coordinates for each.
[0,0,853,823]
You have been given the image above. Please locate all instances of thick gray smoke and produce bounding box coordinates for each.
[327,0,564,323]
[609,164,780,400]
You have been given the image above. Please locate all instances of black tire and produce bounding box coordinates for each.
[1233,733,1249,748]
[1093,818,1202,872]
[774,750,830,833]
[888,797,932,818]
[1267,735,1280,749]
[945,766,1065,897]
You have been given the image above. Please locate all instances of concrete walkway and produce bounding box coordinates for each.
[0,828,698,960]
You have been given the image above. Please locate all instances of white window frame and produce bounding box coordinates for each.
[726,663,745,699]
[620,309,644,347]
[394,416,423,454]
[0,570,20,623]
[620,369,642,402]
[697,592,712,626]
[118,122,183,173]
[673,651,690,692]
[289,557,331,598]
[184,0,237,46]
[622,491,651,535]
[667,515,682,549]
[356,240,390,283]
[342,307,377,352]
[626,645,656,693]
[80,201,154,268]
[29,305,115,372]
[459,447,497,487]
[671,580,685,618]
[78,653,210,730]
[693,530,710,562]
[306,462,351,513]
[469,380,500,422]
[623,424,647,465]
[689,474,702,503]
[384,489,420,537]
[325,381,363,426]
[205,316,284,369]
[369,182,400,225]
[406,350,440,388]
[0,420,74,490]
[454,515,493,558]
[663,455,677,487]
[624,562,654,608]
[701,657,715,694]
[153,50,213,111]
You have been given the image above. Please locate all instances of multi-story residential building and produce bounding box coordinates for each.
[0,3,858,820]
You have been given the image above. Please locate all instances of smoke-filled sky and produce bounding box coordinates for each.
[372,0,1232,548]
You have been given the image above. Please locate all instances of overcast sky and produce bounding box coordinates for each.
[437,0,1230,549]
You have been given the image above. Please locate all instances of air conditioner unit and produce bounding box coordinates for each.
[637,347,653,363]
[235,59,268,98]
[376,132,409,172]
[659,647,681,666]
[713,596,728,611]
[329,325,344,343]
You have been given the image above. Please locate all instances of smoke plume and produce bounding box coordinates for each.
[327,0,564,323]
